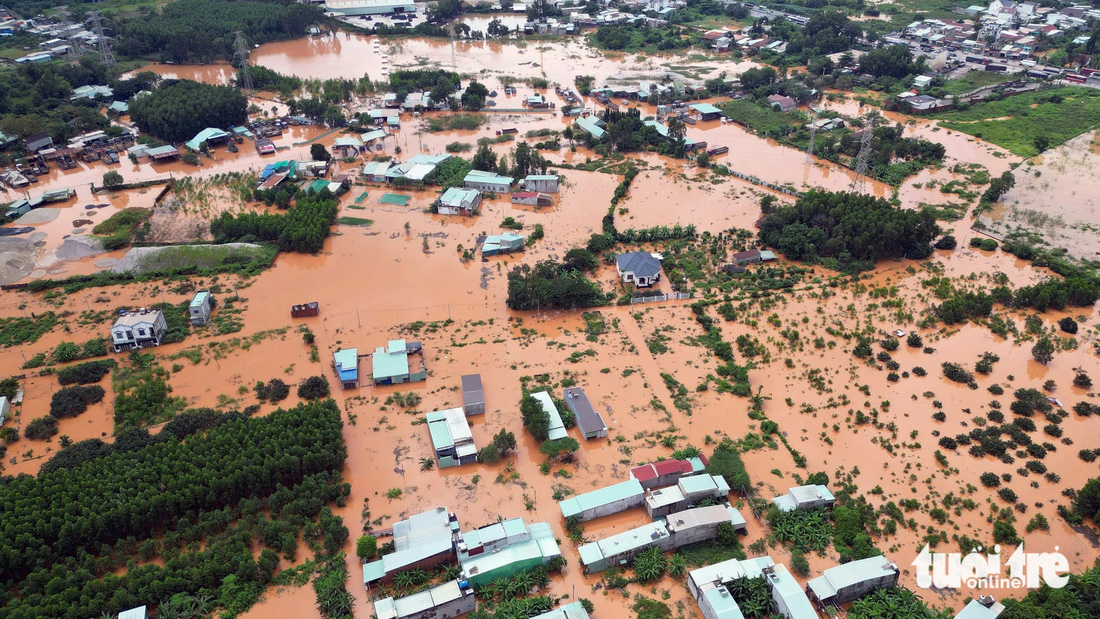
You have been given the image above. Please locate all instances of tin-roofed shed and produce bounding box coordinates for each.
[531,391,567,441]
[558,479,644,521]
[806,555,899,606]
[461,374,484,415]
[563,387,607,439]
[579,521,672,573]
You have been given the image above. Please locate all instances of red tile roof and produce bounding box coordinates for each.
[630,464,657,481]
[653,459,692,476]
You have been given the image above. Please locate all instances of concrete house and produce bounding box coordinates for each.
[688,556,817,619]
[563,387,608,439]
[559,479,645,522]
[913,75,934,89]
[578,521,672,573]
[373,579,476,619]
[520,174,559,192]
[574,115,607,139]
[645,474,731,518]
[363,160,391,182]
[464,170,513,193]
[460,374,484,415]
[481,233,525,256]
[363,507,460,584]
[665,504,748,545]
[437,187,482,215]
[531,391,568,441]
[955,597,1005,618]
[773,485,836,512]
[188,290,213,326]
[458,519,561,587]
[372,339,427,385]
[110,309,168,353]
[426,408,477,467]
[767,94,797,112]
[0,395,8,425]
[630,458,702,490]
[511,192,553,207]
[615,252,662,287]
[529,602,591,619]
[806,555,900,607]
[333,348,359,389]
[731,249,777,265]
[24,133,53,152]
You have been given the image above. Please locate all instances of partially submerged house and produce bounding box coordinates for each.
[110,309,167,353]
[291,302,320,317]
[772,485,836,512]
[437,187,482,215]
[373,579,476,619]
[510,192,553,207]
[372,339,426,385]
[689,555,817,619]
[563,387,607,439]
[363,160,391,182]
[520,174,559,193]
[255,138,276,156]
[481,233,525,256]
[665,504,747,544]
[458,519,561,587]
[188,290,213,326]
[460,374,484,415]
[644,474,731,518]
[118,606,148,619]
[574,115,607,139]
[426,408,477,467]
[578,521,671,573]
[463,170,513,193]
[731,249,777,265]
[363,507,460,585]
[806,555,900,608]
[0,396,9,425]
[333,348,360,389]
[615,252,662,288]
[528,602,591,619]
[531,391,568,441]
[629,458,706,490]
[386,154,451,185]
[690,102,724,121]
[559,479,645,522]
[145,145,180,162]
[955,597,1005,619]
[184,127,230,151]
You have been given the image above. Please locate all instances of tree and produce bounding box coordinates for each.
[790,549,810,576]
[129,80,247,143]
[1076,477,1100,522]
[102,171,124,189]
[562,248,598,272]
[470,143,497,171]
[1033,135,1049,153]
[1031,338,1055,365]
[1075,371,1092,389]
[298,376,331,400]
[520,394,550,440]
[311,143,332,162]
[462,81,489,111]
[707,439,751,489]
[356,535,377,559]
[539,437,580,461]
[695,151,711,167]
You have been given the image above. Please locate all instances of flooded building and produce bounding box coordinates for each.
[325,0,417,17]
[437,187,482,215]
[481,233,525,256]
[188,290,213,326]
[458,519,561,587]
[510,192,553,207]
[0,395,8,424]
[184,128,230,151]
[644,474,731,518]
[665,505,748,545]
[426,408,477,467]
[578,521,672,573]
[463,170,513,193]
[460,374,484,415]
[110,309,167,353]
[772,485,835,512]
[291,302,320,318]
[386,154,450,185]
[529,601,591,619]
[562,387,608,439]
[363,160,392,182]
[373,579,476,619]
[333,348,360,389]
[731,249,777,265]
[688,556,816,619]
[806,555,900,607]
[630,459,702,490]
[363,507,460,585]
[118,606,147,619]
[531,391,568,441]
[559,479,645,522]
[766,94,796,112]
[574,116,607,139]
[145,145,180,162]
[519,174,559,193]
[372,339,427,385]
[955,597,1005,618]
[615,252,662,288]
[255,138,276,156]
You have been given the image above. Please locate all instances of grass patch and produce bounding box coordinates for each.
[939,71,1015,96]
[933,87,1100,156]
[132,244,276,275]
[721,99,799,136]
[336,216,374,226]
[0,312,60,347]
[426,113,487,133]
[92,208,151,250]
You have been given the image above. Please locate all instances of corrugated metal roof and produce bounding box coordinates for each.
[702,587,744,619]
[559,479,644,519]
[528,601,591,619]
[809,555,897,598]
[532,391,567,441]
[595,521,669,556]
[768,563,818,618]
[334,348,358,382]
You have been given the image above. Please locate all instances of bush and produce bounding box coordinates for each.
[297,376,330,400]
[912,366,927,377]
[25,416,59,440]
[255,378,291,403]
[938,437,958,450]
[942,362,974,385]
[980,472,1000,487]
[934,235,957,250]
[707,439,751,489]
[979,239,999,251]
[56,360,115,385]
[880,337,899,351]
[1074,372,1092,389]
[1058,317,1078,334]
[907,332,923,348]
[49,385,106,419]
[992,520,1019,544]
[356,535,377,559]
[790,549,810,576]
[998,488,1018,503]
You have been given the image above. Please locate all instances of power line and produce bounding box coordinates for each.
[88,11,115,71]
[234,31,254,95]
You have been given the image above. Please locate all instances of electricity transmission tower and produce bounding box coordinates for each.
[805,110,818,169]
[88,11,115,70]
[55,6,84,57]
[851,115,876,194]
[234,32,254,95]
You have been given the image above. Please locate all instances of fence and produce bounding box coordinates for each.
[629,291,693,304]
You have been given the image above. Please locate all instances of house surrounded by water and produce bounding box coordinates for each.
[563,387,608,439]
[188,290,213,326]
[110,309,168,353]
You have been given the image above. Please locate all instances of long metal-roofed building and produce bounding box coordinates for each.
[558,479,644,522]
[464,169,514,193]
[665,504,747,545]
[531,391,568,441]
[372,339,426,385]
[458,519,561,587]
[562,387,607,439]
[528,601,591,619]
[363,507,460,585]
[325,0,416,16]
[574,115,606,139]
[645,474,731,518]
[426,408,477,468]
[373,579,476,619]
[578,521,672,573]
[630,457,707,490]
[772,485,835,512]
[461,374,484,415]
[688,556,817,619]
[806,555,899,608]
[689,102,724,120]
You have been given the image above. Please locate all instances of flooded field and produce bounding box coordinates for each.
[4,30,1099,619]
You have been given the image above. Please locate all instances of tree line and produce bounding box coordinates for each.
[506,260,604,311]
[129,80,247,144]
[211,191,339,253]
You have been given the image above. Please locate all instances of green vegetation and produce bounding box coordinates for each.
[849,587,947,618]
[24,415,59,440]
[759,191,938,272]
[427,113,487,133]
[1000,562,1100,616]
[933,88,1100,157]
[298,375,331,400]
[591,24,693,52]
[506,260,603,311]
[707,439,751,490]
[0,400,348,618]
[336,216,373,227]
[113,353,188,428]
[939,71,1015,95]
[477,428,517,464]
[92,207,151,250]
[50,385,106,419]
[0,311,59,347]
[212,192,339,253]
[721,99,799,137]
[129,80,247,143]
[132,244,277,275]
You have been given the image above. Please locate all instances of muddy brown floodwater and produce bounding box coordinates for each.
[5,32,1099,619]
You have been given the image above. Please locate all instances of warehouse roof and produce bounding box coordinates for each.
[559,479,644,519]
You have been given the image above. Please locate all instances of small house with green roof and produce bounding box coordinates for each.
[372,339,426,385]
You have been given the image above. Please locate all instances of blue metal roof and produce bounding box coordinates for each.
[334,348,358,382]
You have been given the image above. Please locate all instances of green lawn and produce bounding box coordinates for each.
[940,71,1016,96]
[721,99,800,136]
[932,87,1100,157]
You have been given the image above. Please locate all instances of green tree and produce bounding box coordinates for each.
[102,170,124,189]
[311,143,332,162]
[707,439,751,489]
[470,143,497,171]
[1031,338,1055,365]
[356,535,377,559]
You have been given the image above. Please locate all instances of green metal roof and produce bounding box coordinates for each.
[559,479,644,519]
[690,102,723,114]
[577,542,604,567]
[702,587,744,619]
[363,559,386,583]
[189,290,210,308]
[373,342,410,381]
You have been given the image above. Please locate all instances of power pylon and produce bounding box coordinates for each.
[805,110,818,168]
[234,31,254,95]
[54,6,84,57]
[88,11,115,70]
[851,115,876,194]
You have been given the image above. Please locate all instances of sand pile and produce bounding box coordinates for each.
[56,236,108,262]
[0,232,46,284]
[15,208,63,224]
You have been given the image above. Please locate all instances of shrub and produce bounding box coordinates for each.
[1044,424,1063,438]
[979,239,998,251]
[942,362,974,385]
[998,488,1018,503]
[56,360,115,385]
[255,378,291,403]
[1081,450,1098,463]
[1074,372,1092,389]
[297,376,330,400]
[880,337,899,351]
[25,416,59,440]
[49,385,106,419]
[356,535,377,559]
[790,550,810,576]
[938,437,958,450]
[1058,317,1078,334]
[907,332,923,348]
[992,520,1019,544]
[912,366,927,377]
[980,472,1000,487]
[934,235,957,250]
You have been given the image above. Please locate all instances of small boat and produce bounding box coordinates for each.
[892,329,906,337]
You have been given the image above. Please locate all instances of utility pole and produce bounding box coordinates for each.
[88,11,115,71]
[234,31,254,96]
